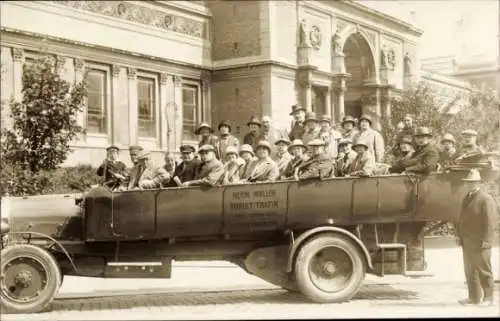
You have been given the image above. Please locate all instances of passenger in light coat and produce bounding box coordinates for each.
[295,139,334,180]
[340,115,359,142]
[335,138,357,177]
[127,151,171,190]
[220,146,245,185]
[347,140,376,177]
[319,114,341,158]
[245,141,279,183]
[274,138,293,178]
[238,144,258,180]
[353,114,385,163]
[182,145,224,187]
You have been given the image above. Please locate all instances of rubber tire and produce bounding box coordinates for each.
[1,244,61,314]
[294,233,365,303]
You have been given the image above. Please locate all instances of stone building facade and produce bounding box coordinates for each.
[1,0,426,166]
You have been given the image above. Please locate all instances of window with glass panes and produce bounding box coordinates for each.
[182,84,199,141]
[86,69,108,134]
[137,77,157,137]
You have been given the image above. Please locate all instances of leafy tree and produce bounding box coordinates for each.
[1,55,87,174]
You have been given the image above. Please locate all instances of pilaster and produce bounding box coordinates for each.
[11,47,24,102]
[127,67,138,145]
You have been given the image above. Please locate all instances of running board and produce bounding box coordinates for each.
[105,260,172,278]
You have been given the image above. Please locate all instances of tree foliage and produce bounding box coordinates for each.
[1,55,87,174]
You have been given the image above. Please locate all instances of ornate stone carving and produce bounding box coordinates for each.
[160,73,167,85]
[380,45,388,68]
[298,19,311,48]
[74,58,84,71]
[336,19,348,33]
[12,48,24,62]
[296,71,311,89]
[309,25,322,50]
[51,1,207,39]
[127,67,136,79]
[332,27,342,54]
[387,48,396,69]
[112,64,121,77]
[403,52,412,76]
[173,75,182,87]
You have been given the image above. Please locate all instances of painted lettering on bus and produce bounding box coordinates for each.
[229,200,279,211]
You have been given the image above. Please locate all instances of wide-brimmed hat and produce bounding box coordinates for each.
[195,122,213,135]
[198,144,216,153]
[247,116,262,127]
[137,151,151,160]
[180,144,196,153]
[288,139,306,151]
[462,168,482,182]
[359,114,373,125]
[106,145,119,152]
[225,146,239,156]
[338,138,352,146]
[289,104,306,116]
[319,115,331,123]
[239,144,254,156]
[341,115,356,127]
[441,133,456,144]
[308,138,326,147]
[352,140,369,150]
[275,138,291,146]
[461,129,478,136]
[304,112,318,123]
[256,140,272,153]
[218,120,232,132]
[129,145,144,153]
[415,127,433,137]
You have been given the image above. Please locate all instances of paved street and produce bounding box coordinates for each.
[2,245,499,320]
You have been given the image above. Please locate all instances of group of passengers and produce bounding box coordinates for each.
[97,104,485,190]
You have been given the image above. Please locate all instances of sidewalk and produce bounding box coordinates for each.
[56,245,499,299]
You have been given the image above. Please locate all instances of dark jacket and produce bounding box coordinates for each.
[289,121,305,141]
[165,159,202,186]
[97,159,127,188]
[243,132,262,151]
[280,156,304,180]
[401,143,439,174]
[297,154,334,180]
[439,149,457,170]
[457,189,497,248]
[389,151,414,174]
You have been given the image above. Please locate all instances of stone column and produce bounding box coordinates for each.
[159,73,168,150]
[173,75,183,150]
[127,67,138,145]
[74,59,86,133]
[201,77,211,123]
[332,73,350,121]
[11,48,24,103]
[164,74,176,151]
[303,82,312,112]
[324,89,332,118]
[111,64,124,146]
[380,87,392,119]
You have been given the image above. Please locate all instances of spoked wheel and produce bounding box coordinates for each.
[1,244,61,314]
[294,234,365,303]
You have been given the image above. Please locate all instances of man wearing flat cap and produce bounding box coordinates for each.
[97,145,127,190]
[127,151,170,190]
[288,104,306,141]
[456,129,484,161]
[439,133,458,170]
[214,120,239,162]
[183,144,224,187]
[353,114,385,163]
[243,116,262,152]
[129,145,144,166]
[456,169,496,306]
[398,127,439,175]
[165,145,202,187]
[295,139,334,180]
[245,141,280,183]
[196,122,220,158]
[274,138,293,178]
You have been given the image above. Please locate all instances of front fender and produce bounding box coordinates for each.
[286,226,373,273]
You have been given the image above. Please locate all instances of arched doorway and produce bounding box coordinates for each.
[343,32,376,120]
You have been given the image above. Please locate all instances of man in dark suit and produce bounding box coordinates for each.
[166,145,201,187]
[400,127,439,175]
[456,169,496,306]
[97,145,127,190]
[182,144,224,187]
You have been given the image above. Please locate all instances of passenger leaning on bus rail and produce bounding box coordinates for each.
[126,151,171,190]
[280,139,307,180]
[389,137,415,174]
[220,146,245,185]
[182,144,224,187]
[245,140,280,183]
[335,138,357,177]
[399,127,439,175]
[97,145,127,189]
[346,139,375,177]
[274,138,293,178]
[164,144,201,187]
[238,144,257,180]
[295,139,334,180]
[439,133,458,170]
[128,145,144,166]
[455,129,485,161]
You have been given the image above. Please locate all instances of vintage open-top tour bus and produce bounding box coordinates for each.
[1,154,498,314]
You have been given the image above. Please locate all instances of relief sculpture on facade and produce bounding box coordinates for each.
[52,1,207,39]
[404,52,412,76]
[332,27,342,54]
[298,19,311,48]
[309,25,322,50]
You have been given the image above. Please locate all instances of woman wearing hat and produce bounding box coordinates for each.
[335,138,357,177]
[239,144,258,180]
[220,146,245,185]
[245,140,279,183]
[196,122,220,158]
[214,120,240,162]
[243,116,262,151]
[274,138,293,177]
[389,137,415,174]
[280,139,307,180]
[439,133,458,170]
[302,112,322,146]
[340,115,359,142]
[319,114,341,159]
[347,139,376,177]
[353,114,385,163]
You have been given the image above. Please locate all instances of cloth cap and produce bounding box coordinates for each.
[129,145,144,153]
[415,126,433,137]
[308,138,326,147]
[180,144,196,153]
[256,140,272,152]
[441,133,456,144]
[225,146,239,156]
[359,114,373,125]
[198,144,216,153]
[341,115,356,126]
[247,116,262,127]
[137,151,151,160]
[275,138,291,146]
[106,145,119,152]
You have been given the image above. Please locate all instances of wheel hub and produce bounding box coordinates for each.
[1,256,48,303]
[14,270,33,288]
[322,261,337,276]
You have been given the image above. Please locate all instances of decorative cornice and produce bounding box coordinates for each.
[12,47,24,61]
[112,64,121,77]
[127,67,136,79]
[50,1,207,39]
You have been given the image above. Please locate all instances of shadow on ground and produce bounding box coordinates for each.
[44,284,418,313]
